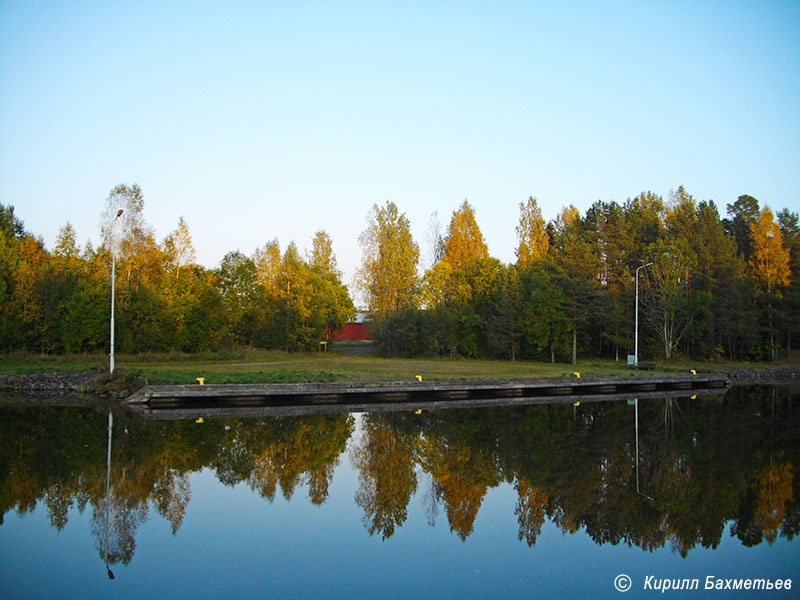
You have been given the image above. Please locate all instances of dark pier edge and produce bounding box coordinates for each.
[122,375,736,420]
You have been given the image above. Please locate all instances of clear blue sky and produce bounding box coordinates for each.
[2,1,799,297]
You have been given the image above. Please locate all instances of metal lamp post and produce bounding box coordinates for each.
[109,209,123,374]
[634,262,653,367]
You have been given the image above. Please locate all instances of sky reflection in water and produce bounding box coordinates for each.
[0,385,798,599]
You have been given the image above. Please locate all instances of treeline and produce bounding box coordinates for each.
[360,190,799,362]
[0,184,354,354]
[3,183,798,361]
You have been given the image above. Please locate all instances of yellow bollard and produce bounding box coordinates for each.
[415,375,422,382]
[573,401,580,407]
[690,395,697,400]
[195,417,204,424]
[196,377,205,385]
[573,372,581,378]
[415,409,422,415]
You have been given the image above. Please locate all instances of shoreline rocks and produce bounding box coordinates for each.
[719,367,800,382]
[0,369,146,398]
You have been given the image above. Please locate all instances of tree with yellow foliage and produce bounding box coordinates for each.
[253,239,281,296]
[749,206,790,359]
[308,230,340,278]
[515,196,549,267]
[443,200,488,270]
[749,206,790,294]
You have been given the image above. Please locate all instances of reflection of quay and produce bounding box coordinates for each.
[123,376,728,420]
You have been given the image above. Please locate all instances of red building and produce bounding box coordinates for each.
[332,311,372,341]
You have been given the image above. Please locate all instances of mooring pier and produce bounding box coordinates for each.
[123,375,728,420]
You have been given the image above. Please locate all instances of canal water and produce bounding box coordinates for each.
[0,385,797,599]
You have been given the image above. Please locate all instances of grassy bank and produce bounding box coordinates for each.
[3,343,795,385]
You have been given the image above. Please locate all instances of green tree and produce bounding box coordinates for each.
[551,205,601,364]
[482,265,523,360]
[726,194,760,261]
[623,192,663,265]
[54,223,80,259]
[519,262,571,362]
[356,201,419,313]
[642,239,699,360]
[216,251,265,346]
[0,215,23,349]
[276,242,314,351]
[0,204,27,239]
[777,209,800,353]
[587,201,631,360]
[692,200,744,358]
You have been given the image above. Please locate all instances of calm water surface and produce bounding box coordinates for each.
[1,385,798,599]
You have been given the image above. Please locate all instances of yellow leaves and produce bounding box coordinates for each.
[753,463,793,544]
[443,200,488,270]
[749,206,790,293]
[419,260,452,308]
[309,230,340,277]
[253,239,281,294]
[516,196,549,267]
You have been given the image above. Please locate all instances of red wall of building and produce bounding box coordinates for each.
[333,322,371,341]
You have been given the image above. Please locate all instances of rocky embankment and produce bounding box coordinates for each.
[0,369,147,400]
[719,366,800,383]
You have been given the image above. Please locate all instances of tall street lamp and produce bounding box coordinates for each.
[634,262,653,367]
[110,209,123,374]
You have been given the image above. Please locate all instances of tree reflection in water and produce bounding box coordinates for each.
[351,416,418,539]
[0,384,797,570]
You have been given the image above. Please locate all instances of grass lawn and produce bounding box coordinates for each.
[2,343,790,385]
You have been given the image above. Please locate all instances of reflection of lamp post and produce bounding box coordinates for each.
[632,397,654,501]
[104,410,115,580]
[110,209,123,374]
[634,262,653,367]
[635,398,640,494]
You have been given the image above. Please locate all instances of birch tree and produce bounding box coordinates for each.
[163,217,196,276]
[749,206,790,359]
[515,196,549,268]
[356,201,419,313]
[642,239,699,360]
